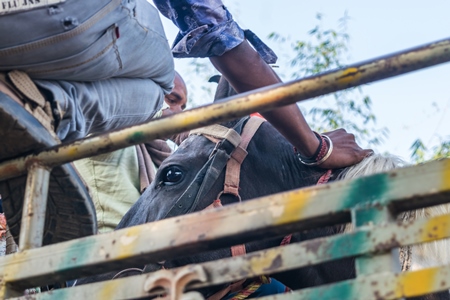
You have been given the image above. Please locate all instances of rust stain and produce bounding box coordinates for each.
[389,172,398,178]
[1,164,21,175]
[219,267,230,276]
[263,254,282,272]
[303,239,323,253]
[373,290,383,300]
[24,158,45,170]
[374,235,400,252]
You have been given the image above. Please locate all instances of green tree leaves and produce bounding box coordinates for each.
[268,13,387,147]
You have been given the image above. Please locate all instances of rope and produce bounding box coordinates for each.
[0,213,6,238]
[112,268,144,280]
[229,276,270,300]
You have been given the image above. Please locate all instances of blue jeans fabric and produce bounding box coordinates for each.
[0,0,174,141]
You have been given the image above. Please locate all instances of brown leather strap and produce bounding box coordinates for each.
[202,118,266,261]
[8,70,46,107]
[0,71,57,135]
[222,117,265,198]
[190,124,241,148]
[221,117,266,257]
[202,200,248,257]
[231,244,247,257]
[204,118,267,300]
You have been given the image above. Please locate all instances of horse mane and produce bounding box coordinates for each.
[337,153,407,180]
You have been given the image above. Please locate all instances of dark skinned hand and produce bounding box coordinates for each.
[318,128,374,169]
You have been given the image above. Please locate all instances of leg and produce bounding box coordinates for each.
[35,77,167,142]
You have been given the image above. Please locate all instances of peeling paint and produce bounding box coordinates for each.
[304,239,323,254]
[263,254,282,272]
[99,248,107,257]
[337,67,361,85]
[119,235,137,246]
[270,205,284,218]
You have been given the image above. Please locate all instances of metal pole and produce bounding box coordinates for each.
[1,37,450,181]
[18,164,50,251]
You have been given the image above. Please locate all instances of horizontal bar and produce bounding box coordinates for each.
[1,37,450,181]
[12,211,450,299]
[288,264,450,300]
[0,159,449,291]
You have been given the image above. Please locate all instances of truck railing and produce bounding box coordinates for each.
[1,36,450,299]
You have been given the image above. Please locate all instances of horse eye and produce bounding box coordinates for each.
[161,166,184,186]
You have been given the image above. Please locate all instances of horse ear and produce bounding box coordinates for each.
[213,76,238,102]
[212,76,244,129]
[208,75,221,84]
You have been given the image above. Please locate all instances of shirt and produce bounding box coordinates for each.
[153,0,278,64]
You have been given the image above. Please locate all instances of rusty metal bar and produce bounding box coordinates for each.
[353,207,402,275]
[286,265,450,300]
[2,164,51,298]
[1,37,450,181]
[9,211,450,299]
[352,205,403,300]
[18,164,50,251]
[0,159,449,292]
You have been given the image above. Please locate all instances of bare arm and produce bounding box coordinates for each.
[210,40,373,168]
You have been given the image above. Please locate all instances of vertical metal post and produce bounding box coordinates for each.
[18,164,50,251]
[352,206,402,276]
[1,164,50,298]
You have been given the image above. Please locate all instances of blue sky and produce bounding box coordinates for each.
[154,1,450,162]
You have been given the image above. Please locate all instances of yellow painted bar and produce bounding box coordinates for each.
[1,37,450,181]
[289,265,450,300]
[7,213,450,299]
[0,160,449,294]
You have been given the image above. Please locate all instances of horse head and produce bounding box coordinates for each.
[115,78,338,296]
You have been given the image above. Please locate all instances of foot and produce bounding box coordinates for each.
[0,72,97,246]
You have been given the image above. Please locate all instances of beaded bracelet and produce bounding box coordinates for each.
[296,132,333,166]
